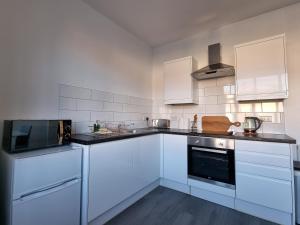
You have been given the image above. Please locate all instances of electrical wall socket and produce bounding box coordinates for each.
[259,116,273,123]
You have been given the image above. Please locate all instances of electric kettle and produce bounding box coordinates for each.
[243,117,263,133]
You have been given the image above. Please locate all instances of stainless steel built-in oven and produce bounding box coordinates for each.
[188,136,235,189]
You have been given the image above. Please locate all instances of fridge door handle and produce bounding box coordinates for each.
[17,178,80,203]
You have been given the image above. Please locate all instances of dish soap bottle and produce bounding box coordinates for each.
[93,120,101,132]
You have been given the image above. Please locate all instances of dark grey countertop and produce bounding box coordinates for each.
[71,128,296,145]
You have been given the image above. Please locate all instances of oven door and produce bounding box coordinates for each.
[188,146,235,187]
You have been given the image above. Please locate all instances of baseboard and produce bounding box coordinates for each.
[160,178,190,194]
[190,186,235,209]
[89,179,160,225]
[235,198,293,225]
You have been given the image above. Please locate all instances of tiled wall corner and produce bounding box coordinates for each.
[153,76,286,133]
[58,84,153,134]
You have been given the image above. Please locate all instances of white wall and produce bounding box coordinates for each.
[152,3,300,143]
[0,0,153,143]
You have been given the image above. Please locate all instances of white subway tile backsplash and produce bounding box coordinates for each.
[205,86,224,96]
[238,103,253,113]
[223,85,231,95]
[217,77,235,86]
[262,102,284,113]
[230,85,236,95]
[77,99,103,111]
[59,81,285,134]
[170,106,184,114]
[205,104,231,114]
[91,111,114,122]
[218,95,236,104]
[59,85,91,99]
[92,90,114,102]
[152,74,285,132]
[59,97,77,110]
[59,110,90,122]
[114,112,143,121]
[114,94,129,104]
[226,113,246,122]
[132,121,148,128]
[255,112,282,123]
[199,96,218,105]
[198,88,205,97]
[123,104,141,113]
[254,103,262,112]
[198,79,217,88]
[130,97,152,106]
[183,105,205,114]
[74,121,94,134]
[262,123,285,134]
[58,85,151,133]
[230,104,238,113]
[103,102,123,112]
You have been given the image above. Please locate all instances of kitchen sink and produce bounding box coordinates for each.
[85,129,137,137]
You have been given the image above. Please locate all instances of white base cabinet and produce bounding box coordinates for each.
[235,140,294,225]
[160,134,189,193]
[189,178,235,209]
[88,135,160,222]
[79,134,295,225]
[162,134,187,184]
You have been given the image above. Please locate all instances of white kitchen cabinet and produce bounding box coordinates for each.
[134,135,161,188]
[235,140,294,225]
[88,139,136,222]
[163,134,187,184]
[164,56,198,104]
[235,34,288,101]
[236,173,292,213]
[88,135,160,222]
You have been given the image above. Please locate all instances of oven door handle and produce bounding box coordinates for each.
[191,147,228,154]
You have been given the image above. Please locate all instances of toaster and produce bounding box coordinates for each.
[152,119,170,129]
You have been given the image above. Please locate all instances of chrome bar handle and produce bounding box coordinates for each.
[191,147,227,155]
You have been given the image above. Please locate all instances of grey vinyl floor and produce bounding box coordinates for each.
[105,186,277,225]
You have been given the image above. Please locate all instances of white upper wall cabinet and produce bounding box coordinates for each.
[235,34,288,101]
[164,56,198,104]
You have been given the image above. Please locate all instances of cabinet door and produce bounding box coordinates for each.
[164,57,197,104]
[163,134,187,184]
[235,35,288,100]
[88,140,137,222]
[236,173,292,213]
[135,135,160,187]
[88,136,160,222]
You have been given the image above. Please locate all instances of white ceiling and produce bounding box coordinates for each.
[83,0,300,47]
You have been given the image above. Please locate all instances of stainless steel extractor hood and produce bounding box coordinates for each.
[191,43,235,80]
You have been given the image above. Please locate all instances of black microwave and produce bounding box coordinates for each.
[2,120,72,153]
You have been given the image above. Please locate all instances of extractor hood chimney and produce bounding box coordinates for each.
[191,43,235,80]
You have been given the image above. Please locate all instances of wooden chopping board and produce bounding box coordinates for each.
[202,116,241,134]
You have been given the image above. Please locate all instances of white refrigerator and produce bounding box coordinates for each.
[0,145,82,225]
